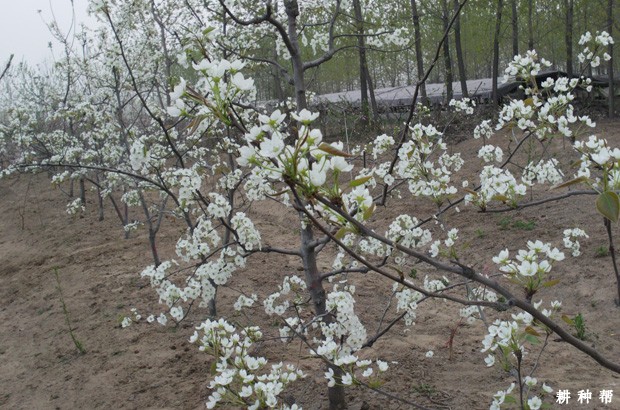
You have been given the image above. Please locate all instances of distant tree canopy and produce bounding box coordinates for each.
[245,0,617,101]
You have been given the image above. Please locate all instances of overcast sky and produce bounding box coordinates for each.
[0,0,94,66]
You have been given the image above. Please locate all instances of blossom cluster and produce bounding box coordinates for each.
[449,97,476,114]
[459,286,498,324]
[190,319,304,409]
[522,159,564,186]
[395,124,463,204]
[578,31,614,68]
[492,240,565,294]
[465,166,526,210]
[386,215,432,264]
[563,228,589,257]
[392,283,423,326]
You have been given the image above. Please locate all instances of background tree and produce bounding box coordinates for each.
[453,0,468,98]
[492,0,504,104]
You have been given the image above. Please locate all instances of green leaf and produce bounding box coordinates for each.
[318,143,352,157]
[507,276,522,286]
[363,203,375,221]
[550,176,589,190]
[335,226,348,240]
[492,194,508,202]
[524,326,541,337]
[463,188,478,196]
[503,395,517,404]
[541,279,560,288]
[188,115,205,135]
[349,175,372,187]
[596,191,620,223]
[561,314,574,326]
[524,334,540,345]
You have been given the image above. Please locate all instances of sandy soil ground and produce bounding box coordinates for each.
[1,119,619,410]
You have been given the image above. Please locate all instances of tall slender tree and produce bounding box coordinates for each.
[511,0,519,56]
[528,0,534,50]
[442,0,454,102]
[492,0,504,104]
[353,0,378,122]
[453,0,469,98]
[609,0,615,118]
[565,0,574,76]
[410,0,428,103]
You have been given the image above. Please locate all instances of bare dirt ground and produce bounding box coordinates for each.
[1,119,619,410]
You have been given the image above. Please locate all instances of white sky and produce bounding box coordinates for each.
[0,0,94,66]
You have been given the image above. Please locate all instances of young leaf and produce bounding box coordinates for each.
[349,175,372,187]
[550,176,589,190]
[541,279,560,288]
[524,326,541,337]
[561,314,574,326]
[503,395,517,404]
[463,188,478,196]
[335,226,348,240]
[318,143,352,157]
[596,191,620,223]
[363,203,375,221]
[524,334,540,345]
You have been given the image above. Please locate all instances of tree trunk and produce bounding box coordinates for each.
[609,0,615,118]
[410,0,428,103]
[300,216,347,409]
[284,2,347,408]
[138,190,160,266]
[528,0,534,50]
[271,2,285,101]
[565,0,574,77]
[365,68,379,120]
[492,0,504,105]
[511,0,519,57]
[79,177,86,206]
[453,0,468,98]
[353,0,370,123]
[284,0,308,110]
[96,173,104,221]
[442,0,454,103]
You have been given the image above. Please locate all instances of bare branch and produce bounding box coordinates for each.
[482,190,597,213]
[302,0,342,71]
[0,54,14,82]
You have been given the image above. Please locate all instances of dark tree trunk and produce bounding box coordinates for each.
[511,0,519,56]
[442,0,454,102]
[299,215,347,410]
[411,0,428,103]
[271,2,285,101]
[353,0,370,122]
[453,0,468,98]
[365,68,379,120]
[283,1,347,408]
[79,177,86,206]
[492,0,504,105]
[284,0,307,110]
[609,0,615,118]
[565,0,574,77]
[528,0,534,50]
[96,174,104,221]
